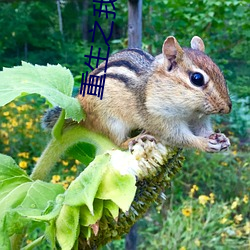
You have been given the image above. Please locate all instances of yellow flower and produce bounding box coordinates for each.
[234,214,243,224]
[0,130,8,138]
[62,160,69,166]
[221,232,227,238]
[209,193,215,204]
[63,182,69,189]
[221,162,228,167]
[243,195,248,204]
[244,221,250,234]
[70,165,77,172]
[194,238,201,247]
[11,119,18,127]
[232,150,237,156]
[179,247,186,250]
[26,121,33,129]
[198,195,210,206]
[231,198,240,209]
[220,217,228,224]
[19,161,28,169]
[32,157,39,162]
[189,184,199,197]
[51,175,61,183]
[18,152,29,159]
[66,176,75,182]
[236,229,242,237]
[75,159,81,165]
[182,207,192,217]
[3,111,9,116]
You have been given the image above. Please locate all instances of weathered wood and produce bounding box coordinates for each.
[125,224,137,250]
[128,0,142,49]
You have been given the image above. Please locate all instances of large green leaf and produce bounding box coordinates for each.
[96,166,136,212]
[0,154,30,181]
[56,205,80,250]
[0,62,85,122]
[65,142,96,165]
[0,154,65,248]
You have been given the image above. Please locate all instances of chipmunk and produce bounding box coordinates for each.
[43,36,232,153]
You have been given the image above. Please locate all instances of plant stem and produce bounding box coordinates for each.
[30,126,118,181]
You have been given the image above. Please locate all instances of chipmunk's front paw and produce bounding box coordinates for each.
[206,133,230,152]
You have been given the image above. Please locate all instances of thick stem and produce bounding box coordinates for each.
[30,126,118,181]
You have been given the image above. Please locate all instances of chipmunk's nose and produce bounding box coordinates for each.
[219,101,232,114]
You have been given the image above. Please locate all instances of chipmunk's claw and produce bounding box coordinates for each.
[207,133,230,152]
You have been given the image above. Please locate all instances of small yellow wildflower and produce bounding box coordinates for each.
[0,130,8,138]
[66,176,75,182]
[179,247,186,250]
[51,175,61,183]
[236,229,243,237]
[19,161,28,169]
[220,217,228,224]
[221,162,228,167]
[70,165,77,172]
[221,232,227,238]
[244,221,250,234]
[189,184,199,197]
[194,238,201,247]
[62,160,69,166]
[3,111,9,116]
[232,150,237,156]
[234,214,243,224]
[26,121,33,129]
[182,207,192,217]
[243,195,248,204]
[18,152,29,159]
[9,102,16,108]
[198,195,210,206]
[75,159,81,165]
[63,182,69,189]
[231,197,240,209]
[209,193,215,204]
[11,120,18,127]
[32,157,39,162]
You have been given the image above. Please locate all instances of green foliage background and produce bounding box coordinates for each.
[0,0,249,249]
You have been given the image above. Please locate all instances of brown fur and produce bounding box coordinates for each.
[77,36,232,152]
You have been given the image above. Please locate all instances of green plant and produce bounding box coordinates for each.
[0,62,182,249]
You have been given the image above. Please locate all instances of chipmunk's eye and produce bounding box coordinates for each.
[190,72,204,87]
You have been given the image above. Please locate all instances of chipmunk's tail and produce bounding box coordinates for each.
[41,106,62,130]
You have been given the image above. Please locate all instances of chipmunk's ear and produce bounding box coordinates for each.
[191,36,205,52]
[162,36,184,64]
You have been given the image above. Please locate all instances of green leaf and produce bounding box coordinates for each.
[52,109,65,139]
[65,142,96,165]
[64,154,111,213]
[20,181,64,213]
[103,200,119,219]
[0,62,85,122]
[0,154,30,181]
[0,176,32,201]
[56,205,80,250]
[96,167,136,212]
[21,235,45,250]
[79,199,103,226]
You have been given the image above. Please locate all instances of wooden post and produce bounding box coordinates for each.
[128,0,142,49]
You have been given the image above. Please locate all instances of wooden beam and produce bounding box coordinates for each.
[128,0,142,48]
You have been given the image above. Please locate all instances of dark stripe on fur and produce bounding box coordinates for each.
[106,73,131,86]
[93,59,141,76]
